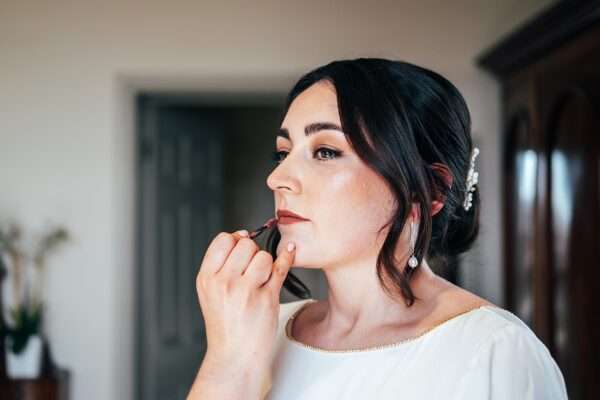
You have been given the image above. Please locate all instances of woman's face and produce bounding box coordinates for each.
[267,81,398,269]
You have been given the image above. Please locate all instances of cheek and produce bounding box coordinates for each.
[277,166,397,267]
[321,168,393,221]
[315,168,396,248]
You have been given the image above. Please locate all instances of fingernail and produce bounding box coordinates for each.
[238,230,249,237]
[287,242,295,252]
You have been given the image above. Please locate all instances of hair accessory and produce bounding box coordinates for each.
[407,221,419,269]
[463,147,480,211]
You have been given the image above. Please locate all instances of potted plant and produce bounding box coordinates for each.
[0,223,69,379]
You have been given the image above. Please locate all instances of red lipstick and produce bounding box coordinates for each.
[276,210,309,225]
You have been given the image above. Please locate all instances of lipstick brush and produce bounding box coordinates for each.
[249,217,278,239]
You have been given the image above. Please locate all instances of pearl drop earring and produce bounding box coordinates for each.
[407,221,419,269]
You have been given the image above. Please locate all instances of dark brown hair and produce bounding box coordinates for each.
[267,58,480,307]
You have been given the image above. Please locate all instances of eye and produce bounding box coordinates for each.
[314,147,342,161]
[271,150,288,163]
[271,147,342,164]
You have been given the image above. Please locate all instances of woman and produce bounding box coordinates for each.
[187,58,568,399]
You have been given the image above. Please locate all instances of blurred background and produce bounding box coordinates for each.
[1,0,598,399]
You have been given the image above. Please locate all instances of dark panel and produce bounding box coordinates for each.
[504,112,537,327]
[477,1,600,78]
[546,87,599,400]
[137,99,225,400]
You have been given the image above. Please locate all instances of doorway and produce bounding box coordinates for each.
[134,93,325,400]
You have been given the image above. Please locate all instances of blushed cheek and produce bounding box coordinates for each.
[323,170,363,221]
[324,168,395,242]
[345,168,394,222]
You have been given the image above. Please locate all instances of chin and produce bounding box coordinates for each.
[275,244,310,267]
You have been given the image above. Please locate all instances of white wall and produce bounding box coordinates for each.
[0,0,556,398]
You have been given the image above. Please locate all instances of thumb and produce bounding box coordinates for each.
[266,241,296,292]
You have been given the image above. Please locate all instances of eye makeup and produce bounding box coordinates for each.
[271,147,343,163]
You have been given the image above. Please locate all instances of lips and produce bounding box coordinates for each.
[277,209,309,224]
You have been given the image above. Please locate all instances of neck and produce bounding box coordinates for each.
[318,257,442,335]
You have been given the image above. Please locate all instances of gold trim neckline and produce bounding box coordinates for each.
[285,299,498,354]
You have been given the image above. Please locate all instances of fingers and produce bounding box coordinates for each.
[220,237,260,278]
[264,242,296,293]
[231,230,249,240]
[198,230,295,300]
[197,230,249,276]
[242,250,274,286]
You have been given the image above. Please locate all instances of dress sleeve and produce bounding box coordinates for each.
[453,324,569,399]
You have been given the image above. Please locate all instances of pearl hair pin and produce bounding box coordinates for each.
[463,147,480,211]
[407,146,480,271]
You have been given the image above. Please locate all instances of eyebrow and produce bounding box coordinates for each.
[277,122,344,140]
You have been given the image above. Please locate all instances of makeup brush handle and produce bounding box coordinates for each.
[249,227,266,239]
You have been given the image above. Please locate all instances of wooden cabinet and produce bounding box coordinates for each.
[0,369,70,400]
[478,2,600,399]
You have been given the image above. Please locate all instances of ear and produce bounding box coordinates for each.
[430,163,453,217]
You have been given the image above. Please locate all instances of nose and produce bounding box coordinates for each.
[266,157,301,194]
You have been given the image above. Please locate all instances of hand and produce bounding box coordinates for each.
[195,229,296,369]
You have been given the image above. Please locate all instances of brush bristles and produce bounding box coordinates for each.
[265,217,278,229]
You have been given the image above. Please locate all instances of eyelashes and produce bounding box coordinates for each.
[271,147,342,164]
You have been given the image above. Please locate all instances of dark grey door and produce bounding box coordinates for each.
[136,97,224,400]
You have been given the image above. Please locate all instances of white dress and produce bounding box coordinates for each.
[260,298,568,399]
